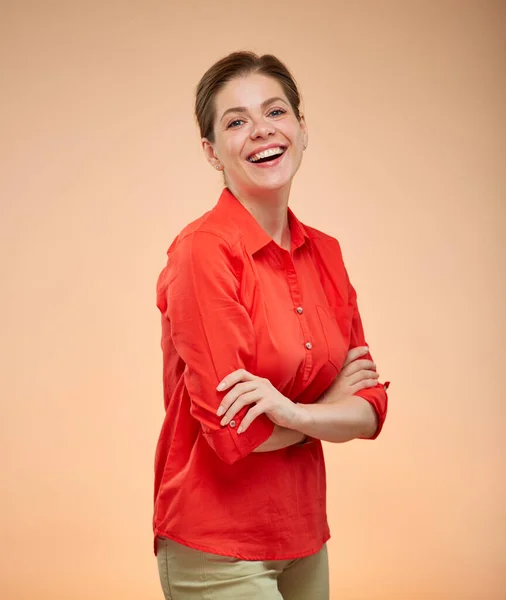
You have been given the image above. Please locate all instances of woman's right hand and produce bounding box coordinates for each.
[317,346,379,404]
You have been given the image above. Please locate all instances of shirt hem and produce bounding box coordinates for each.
[153,529,331,561]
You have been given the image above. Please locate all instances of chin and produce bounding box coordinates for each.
[252,168,297,192]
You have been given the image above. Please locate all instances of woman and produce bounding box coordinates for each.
[154,51,389,600]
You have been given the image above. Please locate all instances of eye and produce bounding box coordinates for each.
[227,119,244,129]
[269,108,287,117]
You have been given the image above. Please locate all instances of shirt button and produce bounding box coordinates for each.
[229,420,237,428]
[296,307,304,314]
[305,342,312,350]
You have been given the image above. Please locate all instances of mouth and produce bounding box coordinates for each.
[246,146,287,164]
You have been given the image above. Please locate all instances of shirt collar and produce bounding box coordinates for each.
[215,187,311,255]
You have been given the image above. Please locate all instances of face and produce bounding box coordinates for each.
[202,73,308,196]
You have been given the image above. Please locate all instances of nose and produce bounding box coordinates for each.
[249,116,276,140]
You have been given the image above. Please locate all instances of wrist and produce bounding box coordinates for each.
[275,425,306,448]
[293,402,312,430]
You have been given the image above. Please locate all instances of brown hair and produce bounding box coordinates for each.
[195,51,302,143]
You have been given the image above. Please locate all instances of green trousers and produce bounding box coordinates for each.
[156,536,329,600]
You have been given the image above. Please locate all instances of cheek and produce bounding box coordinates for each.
[284,124,304,150]
[289,140,305,172]
[224,139,245,164]
[296,127,306,146]
[289,131,304,158]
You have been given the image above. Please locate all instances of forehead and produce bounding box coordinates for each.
[214,73,288,113]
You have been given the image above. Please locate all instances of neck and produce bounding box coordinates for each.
[227,182,292,251]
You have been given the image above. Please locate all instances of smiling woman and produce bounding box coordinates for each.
[202,71,307,198]
[153,51,389,600]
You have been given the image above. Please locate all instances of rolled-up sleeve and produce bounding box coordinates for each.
[345,268,389,439]
[156,231,274,464]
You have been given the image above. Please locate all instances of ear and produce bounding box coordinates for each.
[299,114,308,149]
[202,138,222,170]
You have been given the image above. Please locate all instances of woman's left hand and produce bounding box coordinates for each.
[216,370,298,433]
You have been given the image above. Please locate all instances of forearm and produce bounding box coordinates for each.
[253,424,305,452]
[292,395,378,443]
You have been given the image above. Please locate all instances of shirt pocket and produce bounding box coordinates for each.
[315,303,354,371]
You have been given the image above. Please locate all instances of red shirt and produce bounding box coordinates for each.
[154,188,388,560]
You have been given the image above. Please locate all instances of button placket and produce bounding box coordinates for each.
[282,253,313,381]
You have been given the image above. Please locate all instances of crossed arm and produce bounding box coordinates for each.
[214,345,386,453]
[254,398,378,452]
[161,232,388,463]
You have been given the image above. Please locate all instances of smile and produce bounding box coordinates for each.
[246,146,287,167]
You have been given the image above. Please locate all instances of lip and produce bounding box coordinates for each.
[247,149,287,169]
[246,143,287,162]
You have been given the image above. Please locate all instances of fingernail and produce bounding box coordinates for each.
[216,406,224,416]
[220,417,227,426]
[237,426,243,434]
[216,382,225,391]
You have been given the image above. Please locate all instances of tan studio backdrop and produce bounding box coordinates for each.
[1,1,505,599]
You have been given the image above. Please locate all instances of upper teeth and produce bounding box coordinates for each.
[249,147,284,162]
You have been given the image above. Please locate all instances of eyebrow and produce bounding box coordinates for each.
[220,96,288,123]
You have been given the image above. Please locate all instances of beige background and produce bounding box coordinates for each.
[2,1,505,599]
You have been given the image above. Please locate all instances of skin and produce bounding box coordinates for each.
[217,348,380,449]
[202,73,308,250]
[203,73,380,449]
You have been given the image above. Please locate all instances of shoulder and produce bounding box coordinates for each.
[156,221,241,312]
[165,207,242,258]
[160,211,243,289]
[167,229,240,271]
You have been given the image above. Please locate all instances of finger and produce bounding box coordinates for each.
[216,369,255,392]
[221,390,262,426]
[237,403,265,434]
[341,359,376,376]
[217,381,257,417]
[349,378,379,395]
[348,369,380,387]
[342,346,369,368]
